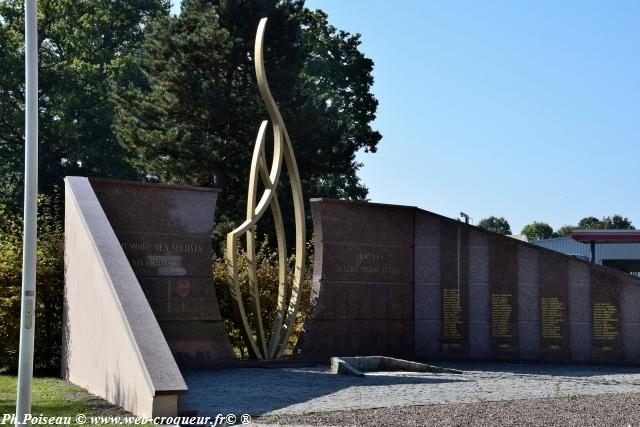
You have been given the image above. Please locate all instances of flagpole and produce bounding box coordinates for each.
[16,0,38,424]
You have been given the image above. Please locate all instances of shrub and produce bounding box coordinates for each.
[0,194,64,374]
[213,235,314,359]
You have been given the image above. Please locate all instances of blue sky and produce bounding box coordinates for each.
[172,1,640,234]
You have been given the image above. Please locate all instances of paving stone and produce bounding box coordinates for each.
[182,363,640,417]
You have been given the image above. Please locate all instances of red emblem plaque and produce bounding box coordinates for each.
[177,279,190,298]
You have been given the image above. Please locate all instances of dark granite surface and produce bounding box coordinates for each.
[489,235,519,359]
[591,267,623,363]
[83,185,640,366]
[91,179,235,364]
[538,251,570,361]
[301,199,640,366]
[439,220,469,358]
[300,200,414,359]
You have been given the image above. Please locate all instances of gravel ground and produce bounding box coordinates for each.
[254,392,640,426]
[183,363,640,417]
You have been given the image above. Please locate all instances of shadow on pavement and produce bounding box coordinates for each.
[182,367,468,416]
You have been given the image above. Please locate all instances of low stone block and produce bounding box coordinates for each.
[330,356,462,376]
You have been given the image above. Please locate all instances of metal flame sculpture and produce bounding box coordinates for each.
[226,18,306,360]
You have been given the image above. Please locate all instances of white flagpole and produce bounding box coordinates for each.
[15,0,38,424]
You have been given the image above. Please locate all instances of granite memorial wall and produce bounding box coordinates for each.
[300,198,640,365]
[90,179,235,364]
[300,201,415,359]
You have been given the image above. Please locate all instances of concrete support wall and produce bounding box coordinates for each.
[62,177,187,417]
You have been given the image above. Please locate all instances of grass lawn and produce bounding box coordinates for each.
[0,375,136,426]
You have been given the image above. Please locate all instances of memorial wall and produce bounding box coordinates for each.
[301,198,640,365]
[91,179,235,364]
[300,201,415,359]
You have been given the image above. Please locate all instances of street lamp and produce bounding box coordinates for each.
[460,212,470,224]
[15,0,39,424]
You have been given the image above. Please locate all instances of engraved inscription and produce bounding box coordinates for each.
[541,297,565,340]
[488,236,518,357]
[593,302,619,347]
[121,241,203,254]
[491,293,513,339]
[120,239,204,276]
[130,256,181,268]
[590,269,622,362]
[335,250,402,276]
[90,180,233,359]
[443,288,463,338]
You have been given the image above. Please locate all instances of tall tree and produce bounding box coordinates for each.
[113,0,381,240]
[0,0,169,210]
[477,216,511,235]
[521,221,553,241]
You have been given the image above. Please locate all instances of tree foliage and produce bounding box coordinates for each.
[0,195,63,374]
[477,216,511,235]
[113,0,381,241]
[522,215,635,239]
[577,216,601,229]
[0,0,169,210]
[601,215,634,230]
[521,221,553,241]
[0,0,378,369]
[574,215,634,231]
[554,225,574,237]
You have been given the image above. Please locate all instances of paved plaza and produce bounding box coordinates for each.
[182,363,640,417]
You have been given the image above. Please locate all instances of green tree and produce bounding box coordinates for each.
[0,0,169,210]
[601,215,634,230]
[113,0,381,241]
[577,215,634,230]
[0,194,63,373]
[554,225,574,237]
[0,8,24,208]
[521,221,553,241]
[551,215,634,238]
[578,216,601,229]
[477,216,511,235]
